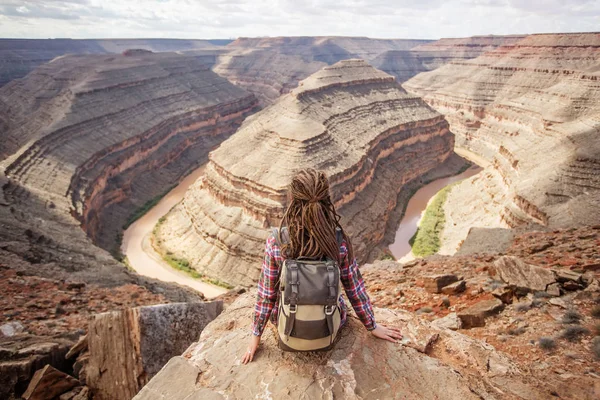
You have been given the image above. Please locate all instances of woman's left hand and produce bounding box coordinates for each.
[370,324,403,343]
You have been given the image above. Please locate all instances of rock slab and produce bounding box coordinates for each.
[424,274,459,293]
[22,364,79,400]
[458,298,505,329]
[492,256,556,293]
[87,301,223,400]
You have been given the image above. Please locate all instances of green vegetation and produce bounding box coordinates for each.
[409,183,455,257]
[123,186,175,230]
[163,252,234,289]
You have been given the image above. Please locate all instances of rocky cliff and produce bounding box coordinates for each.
[134,292,553,400]
[155,60,454,287]
[372,35,526,82]
[404,33,600,252]
[212,36,432,105]
[0,38,231,87]
[0,51,259,255]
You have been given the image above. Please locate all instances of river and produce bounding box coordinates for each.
[121,167,227,299]
[388,165,483,261]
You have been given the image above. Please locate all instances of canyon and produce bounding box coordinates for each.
[0,38,231,88]
[404,32,600,252]
[1,31,599,400]
[154,59,457,287]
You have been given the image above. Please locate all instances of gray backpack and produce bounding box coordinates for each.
[272,227,343,352]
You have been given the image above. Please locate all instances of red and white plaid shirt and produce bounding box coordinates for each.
[252,234,377,336]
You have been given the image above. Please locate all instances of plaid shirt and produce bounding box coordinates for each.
[252,234,377,336]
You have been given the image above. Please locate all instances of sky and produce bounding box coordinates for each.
[1,0,599,40]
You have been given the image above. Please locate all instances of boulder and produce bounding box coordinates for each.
[87,301,223,400]
[134,293,549,400]
[492,286,515,304]
[546,283,561,297]
[22,364,79,400]
[491,256,556,293]
[432,313,463,330]
[423,274,459,293]
[441,280,466,295]
[0,321,25,337]
[458,299,505,329]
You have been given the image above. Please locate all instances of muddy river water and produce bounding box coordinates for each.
[121,167,227,298]
[388,165,483,261]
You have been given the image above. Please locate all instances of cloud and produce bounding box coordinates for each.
[0,0,598,39]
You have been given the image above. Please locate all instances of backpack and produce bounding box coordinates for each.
[272,227,343,352]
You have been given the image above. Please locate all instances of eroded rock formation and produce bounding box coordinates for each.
[213,36,432,105]
[0,51,259,255]
[155,60,454,286]
[404,33,600,252]
[0,38,231,87]
[134,293,551,400]
[372,35,525,82]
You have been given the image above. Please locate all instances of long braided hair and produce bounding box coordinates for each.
[279,168,353,264]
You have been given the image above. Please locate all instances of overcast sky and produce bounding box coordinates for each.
[1,0,599,40]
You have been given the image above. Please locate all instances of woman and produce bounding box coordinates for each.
[242,168,402,364]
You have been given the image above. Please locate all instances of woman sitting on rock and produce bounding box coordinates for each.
[242,168,402,363]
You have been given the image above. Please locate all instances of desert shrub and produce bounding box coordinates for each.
[538,337,556,351]
[507,326,527,336]
[593,336,600,360]
[591,306,600,318]
[531,298,545,308]
[515,302,531,312]
[417,307,433,314]
[561,326,590,342]
[562,310,582,324]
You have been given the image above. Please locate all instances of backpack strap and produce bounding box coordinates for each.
[335,227,343,248]
[271,227,289,247]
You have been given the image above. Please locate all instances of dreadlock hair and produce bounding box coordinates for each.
[279,168,353,264]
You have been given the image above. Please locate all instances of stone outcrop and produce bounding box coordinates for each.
[135,293,550,400]
[457,298,505,328]
[155,60,454,286]
[492,256,557,294]
[213,36,432,105]
[86,302,223,399]
[0,51,259,257]
[404,33,600,253]
[372,35,525,82]
[0,38,231,87]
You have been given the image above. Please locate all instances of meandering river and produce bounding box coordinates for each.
[121,167,227,299]
[388,165,483,261]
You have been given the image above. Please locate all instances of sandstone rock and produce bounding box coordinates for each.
[458,299,505,329]
[134,293,547,400]
[157,60,453,286]
[440,280,466,295]
[491,256,556,293]
[0,321,24,337]
[22,364,79,400]
[423,274,459,293]
[554,269,582,283]
[87,301,222,400]
[405,33,600,252]
[492,286,515,304]
[546,283,561,297]
[65,335,87,360]
[432,313,463,330]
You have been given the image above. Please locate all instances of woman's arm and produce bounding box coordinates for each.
[340,243,403,343]
[243,236,279,363]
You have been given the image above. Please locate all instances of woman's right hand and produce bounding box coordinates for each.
[370,324,403,343]
[241,334,261,364]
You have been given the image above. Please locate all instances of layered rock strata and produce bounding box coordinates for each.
[134,293,549,400]
[0,52,259,254]
[0,38,231,87]
[156,60,453,286]
[404,33,600,252]
[213,36,432,105]
[372,35,525,82]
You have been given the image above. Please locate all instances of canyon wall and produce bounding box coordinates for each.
[404,33,600,253]
[0,52,259,262]
[0,38,231,87]
[212,36,432,105]
[155,60,454,286]
[372,35,526,82]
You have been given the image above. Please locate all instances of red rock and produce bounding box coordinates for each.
[22,365,79,400]
[441,280,467,295]
[457,299,505,329]
[423,274,459,294]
